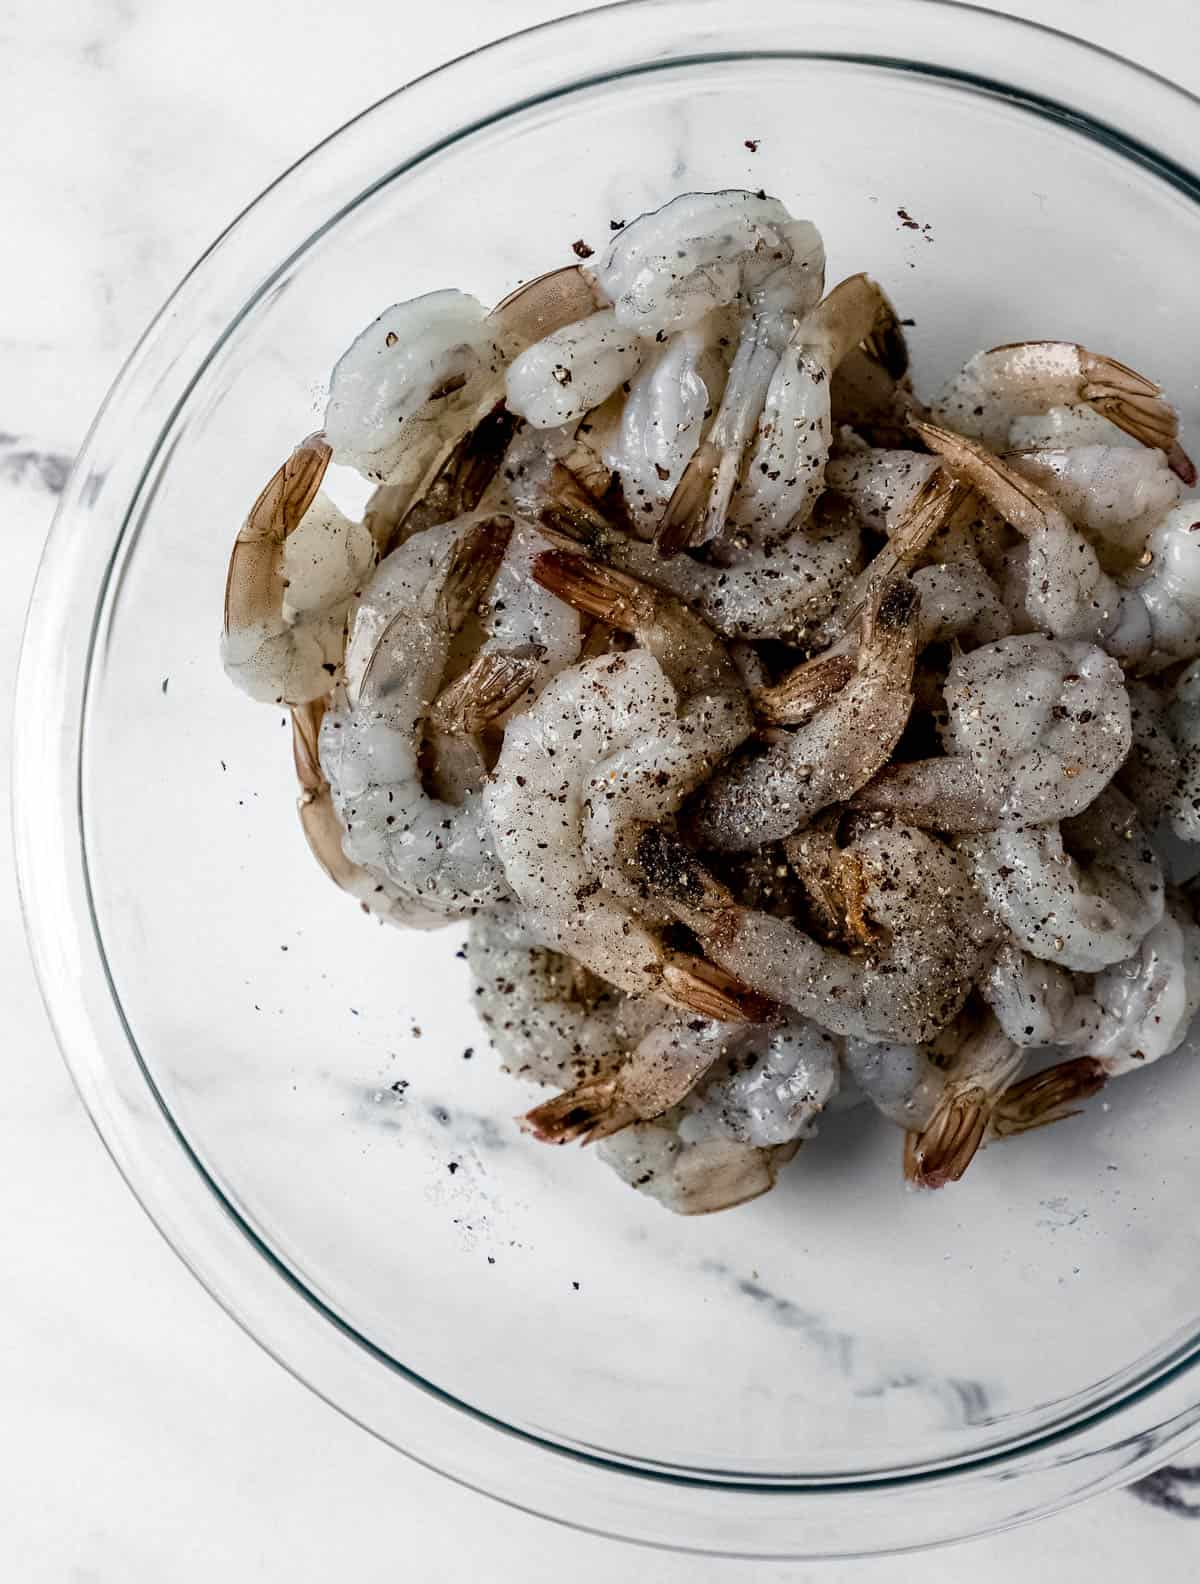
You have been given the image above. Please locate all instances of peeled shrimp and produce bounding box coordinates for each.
[931,341,1195,484]
[917,421,1200,668]
[484,650,762,1017]
[586,189,824,338]
[842,1036,946,1130]
[963,788,1163,972]
[980,941,1098,1048]
[854,633,1131,832]
[541,462,863,641]
[660,273,895,552]
[642,822,995,1044]
[1087,895,1200,1074]
[1007,444,1181,569]
[222,434,377,705]
[325,269,598,505]
[527,548,753,898]
[691,578,920,850]
[505,309,645,429]
[319,514,515,916]
[596,1111,801,1215]
[466,909,659,1088]
[1117,679,1182,825]
[677,1018,840,1147]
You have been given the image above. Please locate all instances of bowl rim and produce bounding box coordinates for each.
[16,0,1200,1557]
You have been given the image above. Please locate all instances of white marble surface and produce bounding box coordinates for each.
[4,0,1200,1577]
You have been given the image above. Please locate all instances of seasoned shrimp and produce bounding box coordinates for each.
[660,273,897,552]
[842,1036,947,1130]
[1166,660,1200,843]
[586,189,824,337]
[641,822,995,1044]
[917,421,1200,668]
[903,1016,1025,1189]
[1117,679,1182,825]
[222,434,377,705]
[1087,895,1200,1074]
[597,1112,802,1215]
[325,270,598,505]
[931,341,1195,484]
[289,700,447,929]
[1007,444,1181,570]
[541,462,863,641]
[963,789,1164,972]
[467,909,659,1088]
[854,633,1131,832]
[319,514,515,916]
[505,309,645,429]
[484,650,763,1016]
[980,941,1098,1048]
[528,548,753,893]
[677,1018,840,1147]
[691,578,920,850]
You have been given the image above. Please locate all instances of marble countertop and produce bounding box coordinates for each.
[4,0,1199,1576]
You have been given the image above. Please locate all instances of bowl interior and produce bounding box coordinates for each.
[81,50,1200,1481]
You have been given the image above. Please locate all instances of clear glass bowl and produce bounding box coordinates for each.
[17,0,1200,1558]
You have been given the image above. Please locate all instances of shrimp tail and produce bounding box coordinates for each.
[661,953,778,1022]
[520,1081,634,1146]
[904,1087,990,1189]
[532,548,654,630]
[655,438,727,555]
[753,651,857,725]
[991,1057,1107,1137]
[434,514,515,628]
[1076,350,1197,485]
[539,462,616,548]
[430,649,541,733]
[830,465,960,634]
[223,432,332,635]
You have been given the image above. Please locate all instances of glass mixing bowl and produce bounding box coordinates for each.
[17,0,1200,1558]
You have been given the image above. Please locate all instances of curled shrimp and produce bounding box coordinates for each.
[854,633,1131,833]
[931,341,1196,484]
[596,1112,802,1216]
[1007,443,1181,571]
[484,649,762,1017]
[980,941,1099,1048]
[690,578,920,851]
[1117,679,1182,825]
[540,461,863,641]
[319,514,516,916]
[916,420,1200,668]
[640,821,995,1044]
[962,788,1164,972]
[527,547,753,897]
[466,908,659,1088]
[325,270,598,503]
[660,273,897,553]
[222,434,377,705]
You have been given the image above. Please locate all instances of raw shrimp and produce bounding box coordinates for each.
[466,909,659,1088]
[541,462,863,641]
[691,578,920,850]
[586,189,824,337]
[601,312,734,528]
[484,650,764,1016]
[964,787,1164,972]
[1166,660,1200,843]
[222,434,377,705]
[1086,895,1200,1074]
[431,519,582,732]
[660,273,897,552]
[1007,444,1180,570]
[917,421,1200,668]
[527,548,753,894]
[903,1016,1025,1189]
[505,309,645,429]
[1117,679,1182,825]
[980,941,1099,1048]
[289,700,447,929]
[640,821,996,1044]
[825,447,940,537]
[931,341,1195,484]
[853,633,1131,832]
[319,514,515,915]
[676,1018,840,1147]
[597,1112,802,1215]
[842,1037,946,1130]
[325,270,598,503]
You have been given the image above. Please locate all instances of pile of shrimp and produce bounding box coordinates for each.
[222,189,1200,1214]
